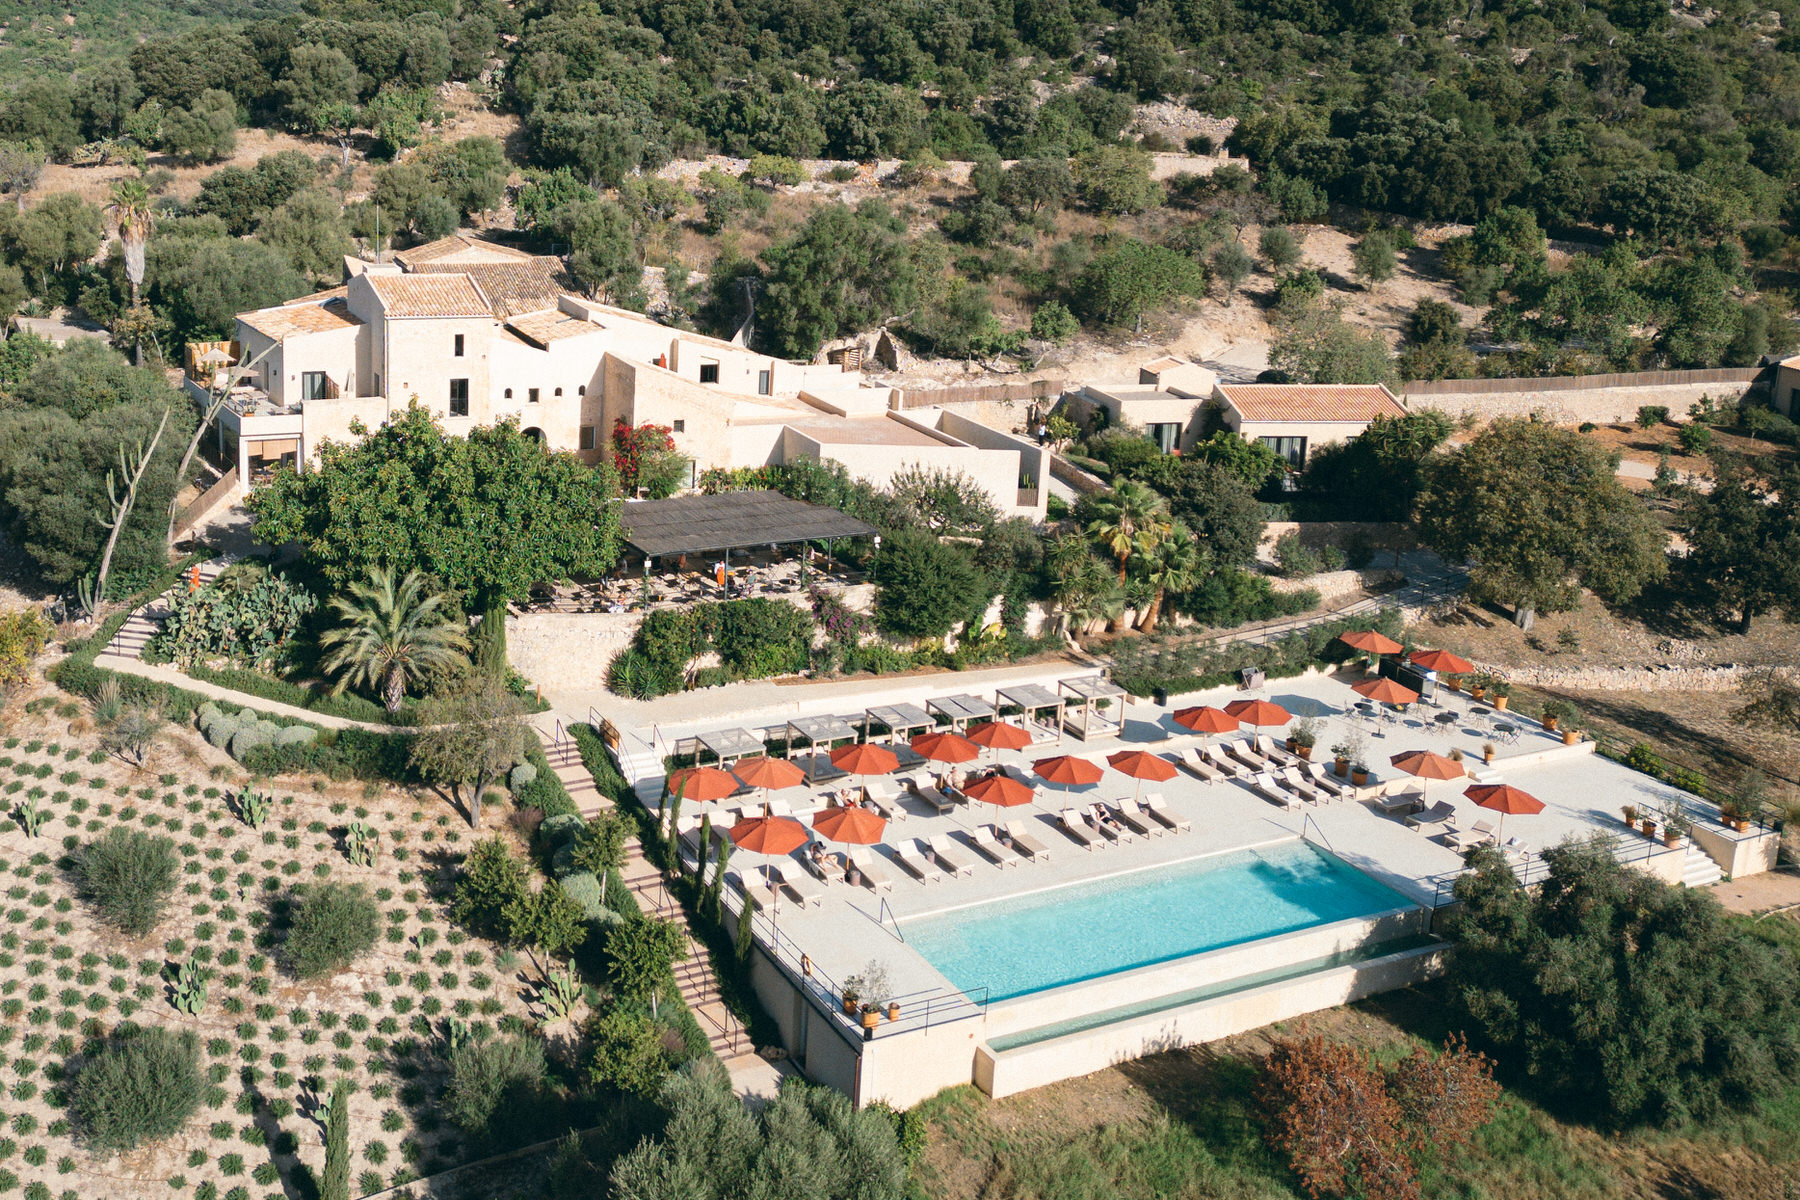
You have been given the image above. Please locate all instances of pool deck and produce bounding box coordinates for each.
[678,669,1720,1006]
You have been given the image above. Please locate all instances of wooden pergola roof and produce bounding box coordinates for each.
[620,491,878,558]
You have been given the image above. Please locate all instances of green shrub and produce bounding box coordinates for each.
[1677,423,1712,455]
[285,884,380,980]
[76,829,178,936]
[1636,405,1670,428]
[584,1007,670,1097]
[442,1034,545,1134]
[72,1026,203,1152]
[146,572,315,670]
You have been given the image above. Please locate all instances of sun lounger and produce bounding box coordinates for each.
[893,841,941,882]
[846,848,893,891]
[1004,820,1052,860]
[1251,771,1303,811]
[803,850,846,884]
[970,825,1023,867]
[1057,810,1098,850]
[1445,819,1499,852]
[1110,801,1156,837]
[1374,788,1423,816]
[1143,794,1191,832]
[925,835,976,877]
[1225,739,1267,772]
[732,866,777,907]
[1175,747,1224,783]
[1083,807,1132,844]
[1305,761,1353,799]
[1404,800,1457,830]
[907,779,956,815]
[1279,767,1325,805]
[772,863,824,907]
[1204,743,1251,779]
[1255,734,1301,766]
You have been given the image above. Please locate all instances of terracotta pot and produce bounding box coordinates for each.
[842,996,859,1016]
[886,1002,900,1023]
[1494,695,1509,711]
[1483,750,1495,764]
[1662,832,1681,848]
[1351,768,1369,786]
[1296,745,1313,761]
[1447,678,1463,693]
[1334,757,1350,777]
[1731,818,1750,833]
[1543,716,1559,732]
[1561,729,1578,745]
[860,1008,881,1031]
[1641,820,1657,837]
[1471,686,1486,700]
[1286,737,1298,752]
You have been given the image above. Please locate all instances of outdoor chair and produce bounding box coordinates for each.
[1204,743,1251,779]
[1056,810,1099,850]
[893,841,942,882]
[1143,794,1191,832]
[970,826,1023,868]
[1305,761,1353,799]
[846,848,893,891]
[803,848,847,884]
[1084,807,1132,844]
[1404,800,1458,831]
[732,866,777,908]
[1175,747,1224,783]
[924,836,976,877]
[1225,740,1267,773]
[1004,820,1052,860]
[1374,789,1422,816]
[908,779,956,815]
[1115,798,1162,837]
[772,863,825,907]
[1255,734,1301,766]
[1250,772,1303,811]
[1278,767,1325,805]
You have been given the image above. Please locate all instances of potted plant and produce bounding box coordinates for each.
[1291,717,1319,761]
[886,1000,901,1022]
[1621,804,1638,826]
[1446,674,1464,693]
[1349,736,1371,786]
[1330,738,1355,777]
[1469,672,1490,701]
[1540,699,1573,732]
[1490,679,1512,711]
[1662,805,1690,848]
[846,960,890,1029]
[1640,816,1657,838]
[1482,742,1496,764]
[1561,725,1580,746]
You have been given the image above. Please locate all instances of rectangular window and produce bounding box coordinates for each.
[453,334,464,357]
[1258,435,1307,467]
[578,425,595,450]
[1147,423,1181,453]
[527,387,540,404]
[699,362,720,384]
[449,378,469,417]
[757,369,772,395]
[300,371,328,401]
[672,420,685,433]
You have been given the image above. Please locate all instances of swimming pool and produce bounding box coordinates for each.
[904,842,1416,1001]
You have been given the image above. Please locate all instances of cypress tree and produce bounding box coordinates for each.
[322,1077,350,1200]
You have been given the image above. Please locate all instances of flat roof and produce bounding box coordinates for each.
[928,694,997,722]
[620,491,878,558]
[1217,383,1405,423]
[787,714,860,743]
[785,418,946,448]
[866,703,933,730]
[1061,676,1126,700]
[696,728,764,758]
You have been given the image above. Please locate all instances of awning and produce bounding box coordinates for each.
[620,490,878,558]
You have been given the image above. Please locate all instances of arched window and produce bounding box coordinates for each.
[503,388,513,399]
[577,385,585,395]
[554,387,563,396]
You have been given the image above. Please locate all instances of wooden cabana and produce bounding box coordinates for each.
[785,713,860,783]
[863,702,933,745]
[996,683,1064,743]
[1059,675,1127,741]
[694,727,765,767]
[926,693,997,732]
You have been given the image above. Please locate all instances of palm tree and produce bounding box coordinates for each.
[319,569,470,714]
[1086,481,1172,583]
[1136,524,1201,633]
[108,179,153,364]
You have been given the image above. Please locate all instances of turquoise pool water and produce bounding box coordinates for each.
[904,842,1415,1001]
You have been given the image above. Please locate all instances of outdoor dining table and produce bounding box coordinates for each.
[1433,711,1459,729]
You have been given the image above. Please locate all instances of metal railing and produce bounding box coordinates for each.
[1426,828,1676,908]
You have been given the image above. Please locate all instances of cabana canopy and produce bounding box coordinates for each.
[1060,675,1126,702]
[997,684,1061,713]
[927,694,996,729]
[864,703,933,739]
[695,727,765,765]
[620,490,878,558]
[785,714,860,748]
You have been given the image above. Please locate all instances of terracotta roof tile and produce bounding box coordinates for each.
[392,234,538,269]
[419,260,564,316]
[505,309,601,346]
[1217,383,1405,423]
[239,298,361,339]
[366,274,493,319]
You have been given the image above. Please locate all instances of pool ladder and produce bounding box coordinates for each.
[1300,812,1336,852]
[877,897,905,942]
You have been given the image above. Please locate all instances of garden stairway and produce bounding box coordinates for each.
[1681,844,1724,889]
[106,556,232,658]
[533,726,755,1074]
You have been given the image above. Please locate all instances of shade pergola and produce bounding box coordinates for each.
[1465,783,1545,841]
[1353,677,1420,706]
[620,490,879,559]
[927,693,997,732]
[1339,630,1403,656]
[1225,699,1292,727]
[962,774,1036,808]
[996,683,1064,740]
[1411,648,1475,674]
[665,766,740,802]
[1060,675,1126,741]
[1107,749,1177,803]
[1173,706,1239,735]
[785,714,859,782]
[694,727,765,767]
[812,805,887,844]
[862,702,933,745]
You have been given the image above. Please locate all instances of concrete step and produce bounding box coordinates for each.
[1682,847,1723,889]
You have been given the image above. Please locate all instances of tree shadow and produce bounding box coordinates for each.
[243,1072,313,1200]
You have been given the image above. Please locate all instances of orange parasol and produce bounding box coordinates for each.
[1225,699,1292,727]
[1107,749,1178,803]
[732,756,807,791]
[962,774,1036,808]
[911,731,980,764]
[728,815,809,855]
[812,805,888,844]
[1410,648,1474,674]
[1465,783,1545,841]
[1390,749,1467,808]
[966,721,1033,751]
[1173,706,1239,735]
[1034,753,1105,808]
[829,742,899,776]
[1340,630,1403,655]
[1353,677,1420,706]
[665,766,739,803]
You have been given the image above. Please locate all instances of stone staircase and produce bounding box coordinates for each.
[1681,843,1724,889]
[534,727,753,1069]
[106,557,231,659]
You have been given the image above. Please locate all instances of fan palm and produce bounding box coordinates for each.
[1085,481,1171,583]
[1135,524,1201,633]
[319,569,470,714]
[108,179,154,364]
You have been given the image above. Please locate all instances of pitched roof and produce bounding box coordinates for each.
[239,297,361,339]
[505,309,601,347]
[282,285,348,306]
[365,274,494,319]
[390,234,537,269]
[1216,383,1405,423]
[1141,355,1187,372]
[420,260,563,317]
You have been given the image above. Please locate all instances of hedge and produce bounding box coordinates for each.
[512,741,579,820]
[182,662,410,725]
[1110,607,1405,699]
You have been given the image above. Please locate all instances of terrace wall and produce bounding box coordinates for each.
[1401,368,1764,426]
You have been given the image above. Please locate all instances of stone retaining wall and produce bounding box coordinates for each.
[1407,380,1763,427]
[1469,660,1795,693]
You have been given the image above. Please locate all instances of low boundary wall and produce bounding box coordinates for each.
[1402,367,1766,426]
